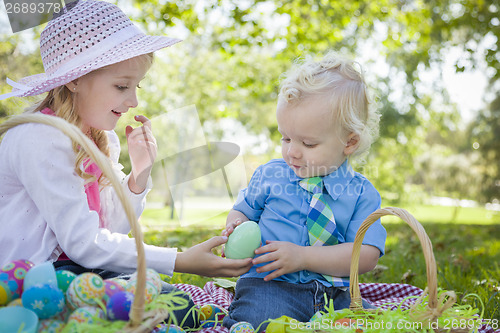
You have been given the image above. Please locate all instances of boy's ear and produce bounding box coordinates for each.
[344,133,360,155]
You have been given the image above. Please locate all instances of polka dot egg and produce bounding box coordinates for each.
[66,273,105,310]
[0,259,34,304]
[152,323,185,333]
[67,306,105,324]
[37,318,65,332]
[22,284,65,319]
[126,268,162,304]
[230,321,255,333]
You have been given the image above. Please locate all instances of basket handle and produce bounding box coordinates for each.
[349,207,438,311]
[0,114,147,326]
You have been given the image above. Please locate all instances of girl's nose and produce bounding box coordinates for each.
[127,90,139,108]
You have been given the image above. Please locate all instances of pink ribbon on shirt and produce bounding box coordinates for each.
[40,108,103,224]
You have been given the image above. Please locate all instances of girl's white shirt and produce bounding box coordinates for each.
[0,117,177,275]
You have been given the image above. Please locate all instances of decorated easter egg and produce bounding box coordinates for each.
[199,303,228,321]
[109,278,128,290]
[67,306,105,324]
[102,279,125,305]
[7,298,24,307]
[224,221,261,259]
[23,262,58,291]
[152,323,186,333]
[0,306,39,333]
[230,321,255,333]
[126,268,162,303]
[22,284,65,319]
[55,270,76,293]
[106,291,134,321]
[0,259,34,301]
[0,279,16,305]
[66,273,105,310]
[37,318,65,332]
[52,304,71,323]
[335,317,357,328]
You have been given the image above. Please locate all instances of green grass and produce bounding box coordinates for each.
[141,204,500,320]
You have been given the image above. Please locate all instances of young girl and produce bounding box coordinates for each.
[0,0,252,327]
[222,53,386,330]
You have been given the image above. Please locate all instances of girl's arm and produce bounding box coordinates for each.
[174,236,253,277]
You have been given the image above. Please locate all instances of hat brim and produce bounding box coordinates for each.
[15,34,181,97]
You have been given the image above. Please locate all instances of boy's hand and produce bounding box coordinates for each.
[252,240,305,281]
[221,218,243,237]
[221,218,243,257]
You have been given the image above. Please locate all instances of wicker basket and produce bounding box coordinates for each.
[0,114,169,332]
[349,207,472,333]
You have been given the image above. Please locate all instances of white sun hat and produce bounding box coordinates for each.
[0,0,181,100]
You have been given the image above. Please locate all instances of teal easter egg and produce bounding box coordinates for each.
[55,270,76,293]
[0,306,38,333]
[23,262,57,291]
[230,321,255,333]
[66,273,105,310]
[22,284,65,319]
[225,221,262,259]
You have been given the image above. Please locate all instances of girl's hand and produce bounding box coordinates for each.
[126,115,157,194]
[174,236,253,277]
[252,240,305,281]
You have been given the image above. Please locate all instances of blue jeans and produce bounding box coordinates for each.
[53,260,199,328]
[223,278,375,332]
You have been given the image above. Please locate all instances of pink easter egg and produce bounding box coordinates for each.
[0,259,34,300]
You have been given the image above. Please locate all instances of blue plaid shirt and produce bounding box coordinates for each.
[233,159,386,287]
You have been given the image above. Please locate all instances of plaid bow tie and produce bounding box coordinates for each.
[300,176,349,287]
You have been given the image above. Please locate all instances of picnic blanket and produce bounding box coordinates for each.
[173,282,499,333]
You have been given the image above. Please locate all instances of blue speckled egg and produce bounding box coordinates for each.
[22,284,65,319]
[106,291,134,321]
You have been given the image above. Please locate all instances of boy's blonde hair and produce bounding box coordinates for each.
[279,52,380,161]
[29,53,154,186]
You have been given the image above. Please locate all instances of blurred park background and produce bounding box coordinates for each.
[0,0,499,320]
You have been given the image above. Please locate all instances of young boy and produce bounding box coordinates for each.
[223,52,386,331]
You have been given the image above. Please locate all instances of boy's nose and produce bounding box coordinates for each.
[287,144,301,159]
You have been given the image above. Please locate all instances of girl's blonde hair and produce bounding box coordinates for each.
[279,52,380,161]
[28,53,154,186]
